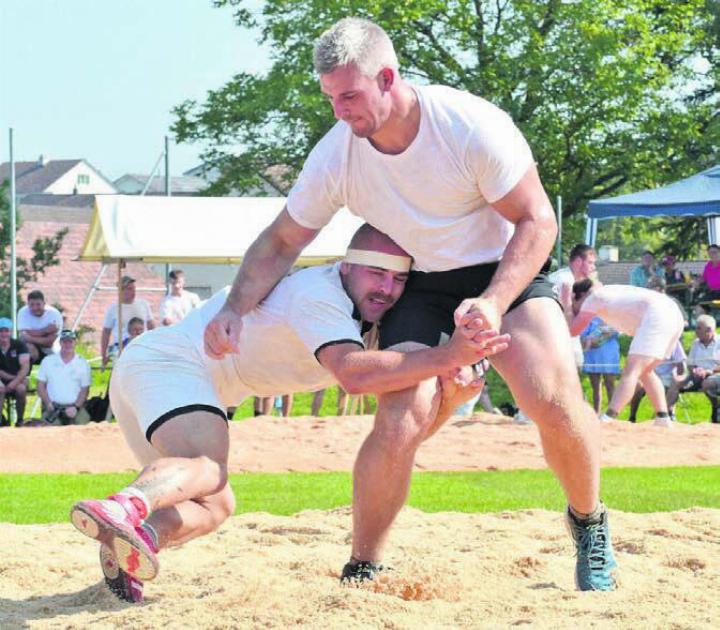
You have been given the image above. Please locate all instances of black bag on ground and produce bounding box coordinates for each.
[85,392,110,422]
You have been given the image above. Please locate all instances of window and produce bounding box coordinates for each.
[77,174,90,185]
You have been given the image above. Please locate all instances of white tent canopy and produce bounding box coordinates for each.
[79,195,364,264]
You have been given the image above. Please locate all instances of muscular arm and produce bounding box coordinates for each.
[225,208,319,317]
[317,328,509,395]
[482,165,557,314]
[569,311,595,337]
[100,327,111,362]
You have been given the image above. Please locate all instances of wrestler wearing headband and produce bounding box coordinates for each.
[71,223,509,604]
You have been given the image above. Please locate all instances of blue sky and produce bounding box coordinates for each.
[0,0,269,180]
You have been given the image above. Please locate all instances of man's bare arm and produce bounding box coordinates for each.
[317,328,509,395]
[204,208,319,358]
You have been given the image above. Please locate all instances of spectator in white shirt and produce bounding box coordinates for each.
[37,329,91,425]
[666,314,720,408]
[101,276,156,367]
[159,270,200,326]
[17,289,64,364]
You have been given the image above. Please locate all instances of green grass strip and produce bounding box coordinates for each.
[1,466,718,525]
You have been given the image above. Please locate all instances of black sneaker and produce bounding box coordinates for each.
[340,560,388,584]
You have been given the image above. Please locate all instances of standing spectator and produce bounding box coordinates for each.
[549,243,598,368]
[696,244,720,301]
[159,270,201,326]
[101,276,156,367]
[580,317,620,413]
[17,289,63,364]
[666,314,720,411]
[0,317,30,427]
[37,330,91,425]
[661,255,690,305]
[629,250,665,288]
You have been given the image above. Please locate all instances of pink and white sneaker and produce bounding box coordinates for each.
[70,496,159,581]
[100,543,144,603]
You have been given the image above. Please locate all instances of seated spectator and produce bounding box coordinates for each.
[37,329,91,425]
[661,255,690,304]
[17,289,63,364]
[666,314,720,414]
[0,317,30,427]
[695,244,720,302]
[580,317,621,413]
[629,250,665,288]
[629,342,686,422]
[101,276,156,367]
[160,270,201,326]
[123,317,146,347]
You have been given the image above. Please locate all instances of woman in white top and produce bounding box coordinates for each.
[570,279,684,426]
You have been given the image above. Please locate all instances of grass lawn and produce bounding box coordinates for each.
[2,466,718,525]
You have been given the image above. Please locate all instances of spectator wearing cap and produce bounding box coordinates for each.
[100,275,156,367]
[17,289,64,364]
[37,330,91,425]
[159,269,200,326]
[0,317,30,427]
[629,250,665,288]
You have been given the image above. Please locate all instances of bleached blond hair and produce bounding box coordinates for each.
[313,17,399,78]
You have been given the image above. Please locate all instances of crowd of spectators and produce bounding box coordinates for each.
[4,253,720,427]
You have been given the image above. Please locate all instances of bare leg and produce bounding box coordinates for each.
[490,298,600,514]
[604,374,616,404]
[311,390,325,416]
[628,385,645,422]
[281,394,293,417]
[588,373,602,412]
[607,355,657,415]
[638,363,666,414]
[351,354,439,562]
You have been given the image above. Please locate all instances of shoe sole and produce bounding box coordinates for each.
[100,544,144,603]
[70,504,159,581]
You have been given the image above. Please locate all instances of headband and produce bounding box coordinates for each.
[344,248,412,273]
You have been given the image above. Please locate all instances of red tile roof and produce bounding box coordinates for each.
[15,218,166,353]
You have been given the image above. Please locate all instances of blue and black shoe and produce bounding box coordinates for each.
[566,503,618,591]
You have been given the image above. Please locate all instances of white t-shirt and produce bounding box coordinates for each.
[687,337,720,370]
[286,84,534,272]
[580,285,677,336]
[17,304,63,333]
[135,264,367,404]
[160,290,201,324]
[103,299,154,344]
[37,353,91,405]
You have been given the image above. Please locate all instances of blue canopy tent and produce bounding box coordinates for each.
[585,164,720,246]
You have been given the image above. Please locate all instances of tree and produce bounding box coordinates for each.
[0,182,68,316]
[173,0,719,254]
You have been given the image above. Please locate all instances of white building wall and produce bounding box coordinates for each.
[45,162,117,194]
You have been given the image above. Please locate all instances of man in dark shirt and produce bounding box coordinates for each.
[0,317,31,427]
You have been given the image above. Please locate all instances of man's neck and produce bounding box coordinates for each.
[60,350,74,362]
[0,340,9,352]
[171,288,183,297]
[367,82,420,155]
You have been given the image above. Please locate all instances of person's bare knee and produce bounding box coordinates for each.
[375,378,438,450]
[197,485,235,534]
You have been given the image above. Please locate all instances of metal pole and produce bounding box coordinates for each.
[140,150,164,196]
[555,195,562,267]
[71,264,108,331]
[9,129,17,335]
[164,136,171,285]
[117,261,124,357]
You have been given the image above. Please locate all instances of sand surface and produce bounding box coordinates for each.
[2,508,719,629]
[1,413,719,474]
[2,415,719,628]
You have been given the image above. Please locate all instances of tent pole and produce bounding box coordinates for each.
[9,128,17,337]
[555,195,562,267]
[117,261,124,357]
[71,263,108,332]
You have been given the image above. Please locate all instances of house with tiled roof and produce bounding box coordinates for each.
[0,156,116,200]
[113,173,207,196]
[15,198,165,352]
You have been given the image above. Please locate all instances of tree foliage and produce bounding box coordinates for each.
[173,0,719,253]
[0,183,68,316]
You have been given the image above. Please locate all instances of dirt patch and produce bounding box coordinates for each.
[1,413,718,474]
